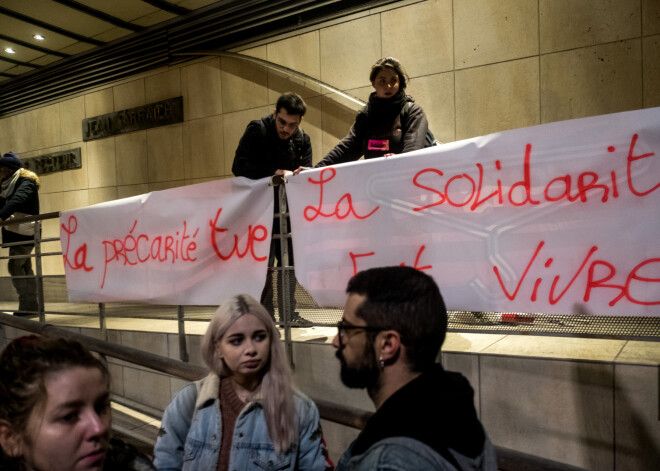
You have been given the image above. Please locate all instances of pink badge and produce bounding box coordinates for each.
[367,139,389,151]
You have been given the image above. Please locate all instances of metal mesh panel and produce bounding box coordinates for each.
[268,270,660,340]
[271,183,659,341]
[1,198,653,342]
[446,310,660,340]
[267,267,336,326]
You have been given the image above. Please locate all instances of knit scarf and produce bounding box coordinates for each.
[364,89,407,123]
[1,169,35,236]
[0,169,19,199]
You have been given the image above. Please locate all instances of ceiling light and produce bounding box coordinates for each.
[33,34,45,40]
[4,48,16,54]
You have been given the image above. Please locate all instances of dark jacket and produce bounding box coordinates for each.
[232,114,312,179]
[316,90,428,167]
[0,169,40,245]
[336,364,497,470]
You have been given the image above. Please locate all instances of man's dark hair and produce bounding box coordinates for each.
[347,266,447,372]
[275,92,307,117]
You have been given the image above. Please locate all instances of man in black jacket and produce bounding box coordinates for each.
[0,152,40,317]
[232,93,312,324]
[333,266,497,470]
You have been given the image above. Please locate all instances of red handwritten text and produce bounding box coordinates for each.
[493,241,660,306]
[304,168,380,221]
[349,245,432,275]
[209,208,268,261]
[626,133,660,196]
[413,134,657,212]
[101,219,199,288]
[61,215,94,272]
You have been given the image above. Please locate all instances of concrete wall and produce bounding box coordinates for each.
[0,0,658,282]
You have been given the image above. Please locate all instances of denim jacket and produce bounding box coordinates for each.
[153,374,330,471]
[335,436,497,471]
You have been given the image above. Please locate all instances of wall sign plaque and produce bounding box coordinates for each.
[22,148,82,175]
[82,96,183,141]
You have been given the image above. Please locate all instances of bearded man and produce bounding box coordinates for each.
[333,266,497,470]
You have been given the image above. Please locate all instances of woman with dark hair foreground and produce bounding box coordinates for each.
[154,294,332,470]
[0,335,155,471]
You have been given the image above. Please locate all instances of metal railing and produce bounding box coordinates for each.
[0,211,59,323]
[0,312,370,427]
[0,312,587,471]
[2,200,658,345]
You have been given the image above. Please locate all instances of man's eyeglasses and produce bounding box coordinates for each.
[336,319,386,345]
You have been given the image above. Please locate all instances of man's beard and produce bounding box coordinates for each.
[336,343,380,389]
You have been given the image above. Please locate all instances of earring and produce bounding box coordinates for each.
[379,356,385,369]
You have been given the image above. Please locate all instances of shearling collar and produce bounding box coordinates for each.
[195,373,220,409]
[194,373,266,412]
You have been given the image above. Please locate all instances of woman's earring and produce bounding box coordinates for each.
[379,356,385,369]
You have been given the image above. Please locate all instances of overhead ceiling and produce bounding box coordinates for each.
[0,0,218,82]
[0,0,397,117]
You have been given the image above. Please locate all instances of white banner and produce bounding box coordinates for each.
[286,108,660,316]
[60,177,274,304]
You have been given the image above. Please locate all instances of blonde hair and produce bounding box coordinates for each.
[201,295,296,453]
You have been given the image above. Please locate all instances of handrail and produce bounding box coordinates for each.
[3,191,659,341]
[0,313,205,381]
[0,312,366,428]
[175,51,366,109]
[0,211,60,226]
[0,313,588,470]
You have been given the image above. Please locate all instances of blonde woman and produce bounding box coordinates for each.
[154,295,332,471]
